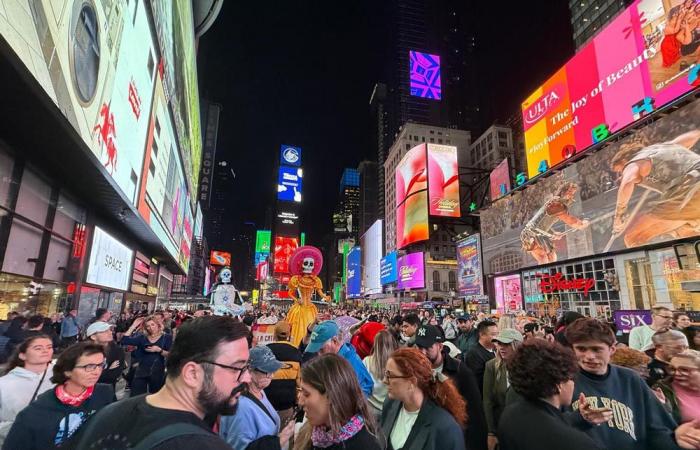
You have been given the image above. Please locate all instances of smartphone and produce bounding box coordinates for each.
[284,406,301,427]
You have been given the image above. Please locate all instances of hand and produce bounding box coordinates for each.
[578,393,613,425]
[279,419,296,447]
[145,345,162,353]
[108,360,120,370]
[652,387,666,404]
[675,420,700,449]
[612,214,627,234]
[487,435,498,450]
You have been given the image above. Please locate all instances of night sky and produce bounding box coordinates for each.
[197,1,574,246]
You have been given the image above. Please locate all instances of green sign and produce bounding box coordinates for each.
[300,232,306,246]
[255,230,271,253]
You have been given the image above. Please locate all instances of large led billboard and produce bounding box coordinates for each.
[276,209,300,237]
[278,166,303,202]
[210,251,232,267]
[397,252,425,290]
[381,252,399,285]
[494,274,523,313]
[457,234,484,296]
[481,99,700,274]
[427,144,461,217]
[361,220,383,295]
[346,246,362,298]
[522,0,700,178]
[490,159,511,201]
[409,51,441,100]
[273,236,299,274]
[396,144,429,248]
[256,230,272,254]
[280,145,302,167]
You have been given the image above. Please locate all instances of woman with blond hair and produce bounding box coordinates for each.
[363,330,399,420]
[120,315,172,396]
[380,347,466,450]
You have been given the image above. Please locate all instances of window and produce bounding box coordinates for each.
[498,131,508,139]
[421,137,425,142]
[449,271,457,290]
[406,143,410,150]
[430,138,435,143]
[433,271,441,291]
[438,139,443,144]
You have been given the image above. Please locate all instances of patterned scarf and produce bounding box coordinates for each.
[55,384,94,407]
[311,414,365,448]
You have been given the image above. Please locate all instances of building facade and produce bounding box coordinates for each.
[358,160,379,236]
[569,0,632,50]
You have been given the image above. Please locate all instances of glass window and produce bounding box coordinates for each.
[448,271,456,290]
[15,168,51,225]
[53,194,86,238]
[0,151,15,208]
[44,235,72,281]
[432,271,441,291]
[2,219,43,277]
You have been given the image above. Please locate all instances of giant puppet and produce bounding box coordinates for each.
[287,246,330,346]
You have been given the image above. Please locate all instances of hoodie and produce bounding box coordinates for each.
[0,363,55,445]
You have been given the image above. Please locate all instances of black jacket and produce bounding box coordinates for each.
[441,348,487,450]
[498,399,604,450]
[464,344,495,394]
[380,398,465,450]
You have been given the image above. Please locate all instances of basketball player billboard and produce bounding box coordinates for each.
[480,98,700,275]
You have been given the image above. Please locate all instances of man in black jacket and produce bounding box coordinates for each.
[415,325,488,450]
[464,320,498,394]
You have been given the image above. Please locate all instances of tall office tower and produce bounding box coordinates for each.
[358,160,379,235]
[569,0,632,50]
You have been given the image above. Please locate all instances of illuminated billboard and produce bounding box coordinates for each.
[409,51,441,100]
[490,159,511,201]
[346,246,362,298]
[481,99,700,274]
[256,230,272,253]
[276,209,300,237]
[494,274,523,313]
[361,220,383,295]
[280,145,302,167]
[396,144,429,249]
[427,144,461,217]
[457,234,484,296]
[278,166,303,202]
[397,252,425,290]
[381,252,398,285]
[273,236,299,274]
[522,0,700,178]
[210,251,232,266]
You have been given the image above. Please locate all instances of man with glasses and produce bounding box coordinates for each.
[648,330,689,387]
[629,305,674,352]
[72,316,251,449]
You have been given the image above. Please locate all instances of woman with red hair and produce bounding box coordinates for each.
[380,347,466,450]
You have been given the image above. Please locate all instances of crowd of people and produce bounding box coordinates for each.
[0,304,696,449]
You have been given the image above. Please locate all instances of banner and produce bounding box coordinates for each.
[397,252,425,290]
[612,310,652,333]
[457,234,483,296]
[346,247,362,298]
[427,144,460,217]
[252,323,277,347]
[489,159,511,201]
[396,144,429,248]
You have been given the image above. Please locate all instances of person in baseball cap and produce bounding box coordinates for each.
[86,321,113,339]
[274,321,291,341]
[492,328,524,346]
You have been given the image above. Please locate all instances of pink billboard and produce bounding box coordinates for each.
[522,0,700,178]
[489,159,511,201]
[397,252,425,290]
[427,144,461,217]
[494,274,523,313]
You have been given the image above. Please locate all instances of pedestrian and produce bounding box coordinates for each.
[654,349,700,425]
[121,315,172,396]
[60,309,80,348]
[648,330,689,386]
[0,335,54,445]
[455,315,478,355]
[553,311,584,347]
[3,342,113,449]
[350,321,386,360]
[497,339,603,450]
[380,347,466,450]
[295,353,381,450]
[629,305,674,351]
[86,321,125,398]
[400,314,421,347]
[673,312,692,332]
[464,320,498,393]
[443,314,458,342]
[266,320,303,433]
[483,329,524,450]
[362,329,398,420]
[220,346,295,450]
[610,346,653,382]
[70,315,251,449]
[685,325,700,351]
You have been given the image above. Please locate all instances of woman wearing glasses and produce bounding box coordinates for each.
[654,349,700,424]
[3,342,113,449]
[122,315,173,396]
[380,348,466,450]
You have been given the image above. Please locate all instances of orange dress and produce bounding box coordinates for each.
[287,274,328,347]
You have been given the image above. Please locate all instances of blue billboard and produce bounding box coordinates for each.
[346,246,362,298]
[380,251,398,285]
[280,145,302,167]
[277,166,302,202]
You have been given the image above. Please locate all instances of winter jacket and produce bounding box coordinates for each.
[0,363,55,445]
[60,316,79,339]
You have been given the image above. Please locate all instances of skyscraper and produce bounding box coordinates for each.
[568,0,632,50]
[205,160,235,252]
[338,168,361,236]
[358,160,379,235]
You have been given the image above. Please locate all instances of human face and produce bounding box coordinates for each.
[144,320,160,336]
[661,339,689,360]
[669,356,700,391]
[401,322,418,337]
[298,380,330,427]
[319,337,341,355]
[101,311,112,322]
[480,326,499,347]
[558,379,576,406]
[91,329,113,344]
[572,341,615,375]
[495,341,516,361]
[457,320,471,332]
[418,343,443,367]
[251,369,274,390]
[383,358,414,402]
[676,315,691,330]
[197,339,251,416]
[653,310,673,330]
[20,338,53,366]
[429,317,438,326]
[67,353,106,389]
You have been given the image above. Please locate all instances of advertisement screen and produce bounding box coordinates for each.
[494,274,523,313]
[397,252,425,290]
[210,251,232,266]
[410,51,441,100]
[490,159,511,201]
[427,144,460,217]
[381,252,399,285]
[361,220,383,295]
[278,166,303,202]
[457,234,484,296]
[276,209,300,236]
[346,246,362,298]
[280,145,302,167]
[255,230,272,254]
[86,227,134,291]
[522,0,700,178]
[396,144,429,249]
[481,99,700,275]
[273,236,299,274]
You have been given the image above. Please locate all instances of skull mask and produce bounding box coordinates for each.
[302,257,315,274]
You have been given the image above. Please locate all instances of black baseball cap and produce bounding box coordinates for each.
[414,325,444,349]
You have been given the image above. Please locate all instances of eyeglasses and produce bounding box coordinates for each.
[199,360,250,381]
[383,371,411,381]
[75,361,107,372]
[655,314,674,320]
[668,366,700,376]
[254,368,273,377]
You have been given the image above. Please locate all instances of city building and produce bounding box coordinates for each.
[370,83,390,221]
[205,160,235,252]
[358,160,379,235]
[338,168,361,236]
[569,0,632,49]
[467,125,517,172]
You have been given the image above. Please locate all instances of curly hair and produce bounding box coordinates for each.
[565,317,616,346]
[610,346,651,368]
[507,339,579,400]
[389,348,467,428]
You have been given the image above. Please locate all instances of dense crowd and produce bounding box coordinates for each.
[0,305,696,449]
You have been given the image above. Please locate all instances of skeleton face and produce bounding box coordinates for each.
[302,257,315,274]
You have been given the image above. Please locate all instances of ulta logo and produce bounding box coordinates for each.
[523,85,564,125]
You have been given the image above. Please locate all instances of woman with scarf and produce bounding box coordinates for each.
[295,353,380,450]
[3,342,113,449]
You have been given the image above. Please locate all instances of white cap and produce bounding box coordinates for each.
[86,321,112,337]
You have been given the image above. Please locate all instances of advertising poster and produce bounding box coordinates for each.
[256,230,272,253]
[522,0,700,178]
[397,252,425,290]
[381,252,399,285]
[481,99,700,275]
[489,159,511,201]
[457,234,484,296]
[612,310,652,333]
[361,220,383,295]
[273,236,299,274]
[409,51,442,99]
[396,144,430,248]
[210,251,232,266]
[86,227,134,291]
[494,274,523,313]
[427,144,461,217]
[280,145,302,166]
[252,323,277,347]
[278,166,303,202]
[346,247,362,298]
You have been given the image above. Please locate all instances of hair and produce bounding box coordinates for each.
[497,314,516,331]
[507,339,579,401]
[651,305,671,316]
[389,348,467,428]
[4,334,53,374]
[684,326,700,351]
[143,316,163,336]
[402,313,420,327]
[366,330,398,379]
[672,349,700,369]
[652,329,688,347]
[166,316,249,378]
[610,346,651,368]
[95,308,108,319]
[26,315,44,329]
[51,342,105,384]
[477,320,497,336]
[673,312,690,322]
[556,311,585,329]
[565,318,616,347]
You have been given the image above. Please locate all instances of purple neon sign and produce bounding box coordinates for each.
[410,51,441,100]
[397,252,425,290]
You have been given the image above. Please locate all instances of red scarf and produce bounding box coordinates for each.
[55,384,94,407]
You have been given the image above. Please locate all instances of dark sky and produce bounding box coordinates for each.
[197,1,574,247]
